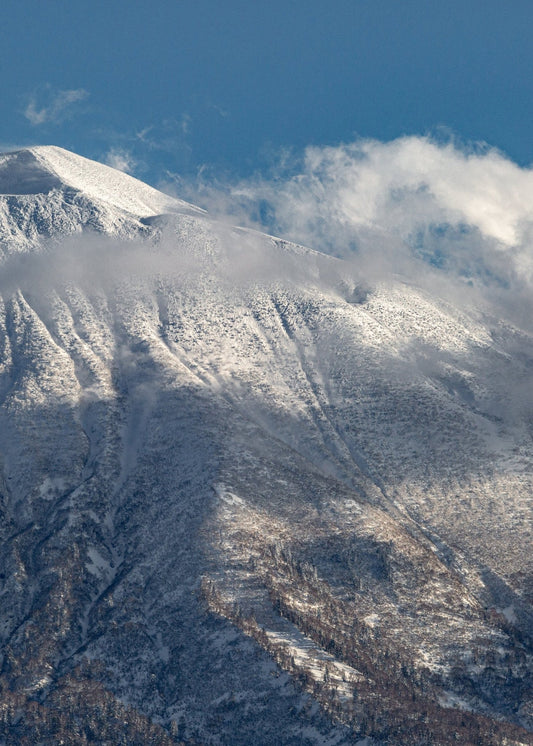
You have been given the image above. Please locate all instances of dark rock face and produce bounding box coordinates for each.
[0,148,530,745]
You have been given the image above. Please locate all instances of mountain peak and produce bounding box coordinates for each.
[0,145,202,218]
[0,148,63,195]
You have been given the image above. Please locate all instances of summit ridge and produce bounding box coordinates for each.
[0,146,204,256]
[0,145,203,217]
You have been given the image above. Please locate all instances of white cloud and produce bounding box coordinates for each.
[23,86,89,126]
[180,113,192,135]
[135,118,191,152]
[168,135,533,339]
[242,137,533,247]
[187,136,533,289]
[104,148,136,174]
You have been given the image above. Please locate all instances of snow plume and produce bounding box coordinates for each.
[182,136,533,326]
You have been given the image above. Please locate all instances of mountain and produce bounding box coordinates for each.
[0,146,205,256]
[0,146,530,745]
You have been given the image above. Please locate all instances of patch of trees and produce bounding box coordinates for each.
[0,659,198,745]
[201,547,533,746]
[0,544,192,745]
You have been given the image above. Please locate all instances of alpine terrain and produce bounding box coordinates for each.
[0,146,531,745]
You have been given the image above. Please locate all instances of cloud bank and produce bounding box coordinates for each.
[162,134,533,342]
[181,136,533,299]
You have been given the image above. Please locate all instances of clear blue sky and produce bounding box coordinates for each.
[2,0,533,184]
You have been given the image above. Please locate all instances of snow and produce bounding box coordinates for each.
[438,690,473,711]
[500,605,518,624]
[32,146,205,217]
[86,547,112,578]
[0,145,530,743]
[0,146,205,223]
[38,475,66,499]
[214,484,245,506]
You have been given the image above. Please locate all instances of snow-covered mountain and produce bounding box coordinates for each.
[0,146,204,255]
[0,146,531,745]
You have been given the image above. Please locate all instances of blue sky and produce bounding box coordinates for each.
[2,0,533,185]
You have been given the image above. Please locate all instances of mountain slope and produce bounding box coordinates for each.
[0,146,203,256]
[0,147,530,745]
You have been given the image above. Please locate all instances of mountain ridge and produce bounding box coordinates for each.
[0,146,530,745]
[0,146,203,216]
[0,146,206,260]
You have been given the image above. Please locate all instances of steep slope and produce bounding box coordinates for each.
[0,146,203,256]
[0,147,530,745]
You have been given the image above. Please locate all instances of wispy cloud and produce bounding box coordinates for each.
[155,136,533,431]
[23,86,89,126]
[180,113,192,135]
[135,118,191,151]
[92,118,192,181]
[104,148,136,174]
[209,103,229,120]
[3,135,533,431]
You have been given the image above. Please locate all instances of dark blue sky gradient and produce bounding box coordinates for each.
[1,0,532,182]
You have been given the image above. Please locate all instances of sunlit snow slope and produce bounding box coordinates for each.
[0,147,530,745]
[0,146,203,255]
